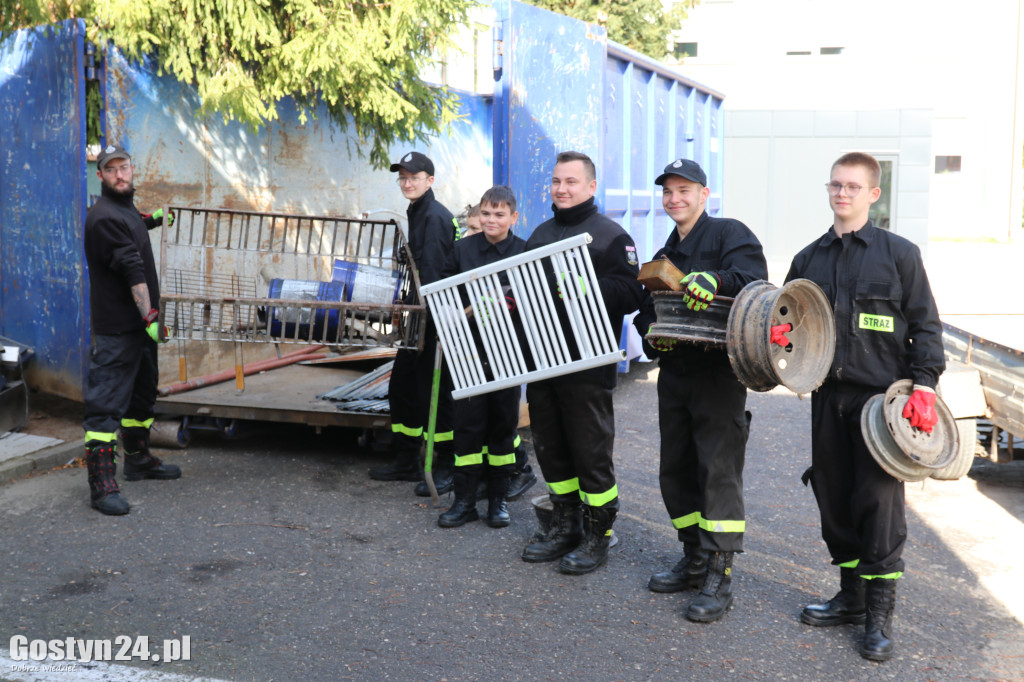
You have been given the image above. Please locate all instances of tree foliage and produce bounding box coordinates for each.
[523,0,694,59]
[1,0,472,168]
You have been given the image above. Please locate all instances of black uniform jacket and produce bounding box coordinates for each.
[785,221,944,390]
[634,211,768,373]
[406,187,457,288]
[526,198,644,388]
[84,185,160,335]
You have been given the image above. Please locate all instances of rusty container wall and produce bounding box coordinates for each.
[0,20,89,400]
[101,48,493,385]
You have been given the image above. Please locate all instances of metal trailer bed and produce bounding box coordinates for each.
[154,206,422,436]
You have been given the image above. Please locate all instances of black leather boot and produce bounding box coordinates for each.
[860,578,897,662]
[369,447,420,481]
[557,506,616,575]
[86,444,130,516]
[438,469,481,528]
[415,467,454,497]
[648,543,709,593]
[507,463,538,501]
[801,566,866,626]
[486,472,511,528]
[122,428,182,481]
[686,551,734,622]
[521,500,583,563]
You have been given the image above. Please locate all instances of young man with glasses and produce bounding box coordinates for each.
[370,152,460,497]
[632,158,768,622]
[82,144,182,516]
[783,152,944,662]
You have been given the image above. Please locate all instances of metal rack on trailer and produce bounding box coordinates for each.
[154,206,422,440]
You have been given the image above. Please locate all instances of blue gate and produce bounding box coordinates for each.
[0,19,89,398]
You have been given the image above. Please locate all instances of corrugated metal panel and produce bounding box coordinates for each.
[943,322,1024,440]
[0,20,89,399]
[492,1,725,261]
[603,42,725,262]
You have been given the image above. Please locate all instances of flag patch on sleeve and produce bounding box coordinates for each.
[625,245,638,266]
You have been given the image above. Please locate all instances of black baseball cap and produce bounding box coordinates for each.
[655,158,707,187]
[97,144,131,169]
[389,151,434,176]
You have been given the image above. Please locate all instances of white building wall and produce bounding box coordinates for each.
[673,0,1024,252]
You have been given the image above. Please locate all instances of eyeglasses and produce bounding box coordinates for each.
[396,175,426,186]
[102,163,132,176]
[825,182,869,197]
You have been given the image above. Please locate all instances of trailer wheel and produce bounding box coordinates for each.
[931,418,979,480]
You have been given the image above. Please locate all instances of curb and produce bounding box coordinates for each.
[0,440,82,487]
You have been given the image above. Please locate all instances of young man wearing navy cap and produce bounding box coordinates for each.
[633,158,767,621]
[370,151,460,496]
[82,143,181,516]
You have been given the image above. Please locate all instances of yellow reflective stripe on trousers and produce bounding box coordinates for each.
[84,431,116,444]
[121,418,154,429]
[430,430,454,443]
[455,452,484,467]
[838,559,860,569]
[862,571,903,581]
[546,477,580,496]
[391,423,423,438]
[699,517,745,533]
[671,512,745,533]
[580,484,618,507]
[513,434,521,448]
[671,512,701,530]
[487,452,516,467]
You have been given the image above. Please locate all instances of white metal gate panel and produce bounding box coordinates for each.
[420,234,624,399]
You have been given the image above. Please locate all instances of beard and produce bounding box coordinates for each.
[101,176,134,196]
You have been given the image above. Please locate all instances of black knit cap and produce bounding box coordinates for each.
[389,151,434,176]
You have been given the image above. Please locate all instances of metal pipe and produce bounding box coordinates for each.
[158,345,326,396]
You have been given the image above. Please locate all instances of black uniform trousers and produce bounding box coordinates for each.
[453,386,520,477]
[82,332,158,446]
[658,363,748,553]
[809,381,907,577]
[388,331,454,462]
[526,378,617,509]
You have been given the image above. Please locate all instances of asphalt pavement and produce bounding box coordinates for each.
[1,361,1023,681]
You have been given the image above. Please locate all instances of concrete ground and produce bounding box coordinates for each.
[1,361,1023,682]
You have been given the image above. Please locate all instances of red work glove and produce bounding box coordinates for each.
[902,385,938,433]
[143,308,169,343]
[770,323,792,347]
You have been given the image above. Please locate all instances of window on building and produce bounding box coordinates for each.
[870,158,896,231]
[674,42,698,59]
[820,47,844,55]
[935,155,962,173]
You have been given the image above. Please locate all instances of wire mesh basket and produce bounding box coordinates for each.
[158,207,426,351]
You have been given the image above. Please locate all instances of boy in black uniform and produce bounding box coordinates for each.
[82,143,182,516]
[437,186,528,528]
[520,151,644,575]
[370,152,459,496]
[633,159,768,622]
[785,152,944,661]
